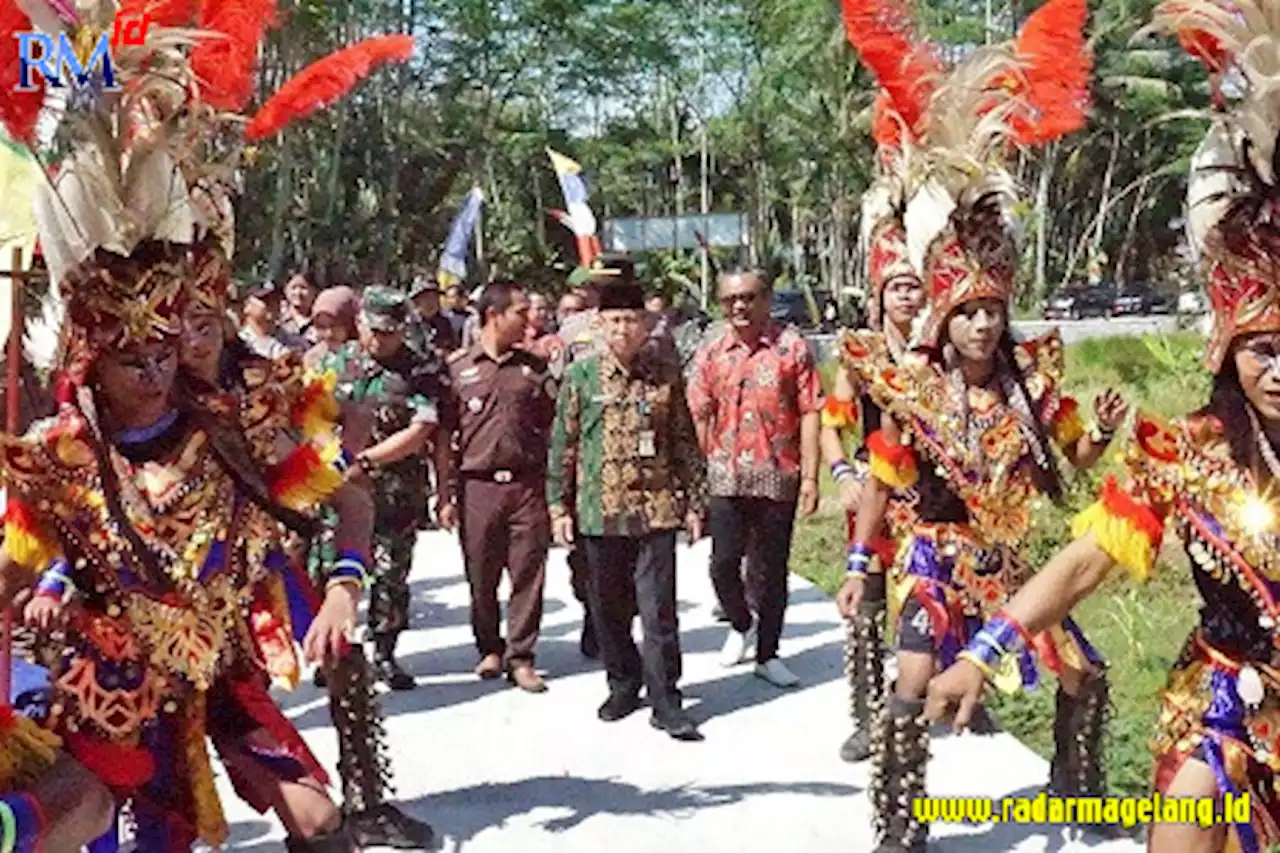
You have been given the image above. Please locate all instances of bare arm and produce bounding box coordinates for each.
[800,411,820,483]
[1062,434,1107,471]
[328,481,373,562]
[999,533,1115,633]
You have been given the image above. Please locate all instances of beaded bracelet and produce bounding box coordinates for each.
[328,549,370,592]
[35,558,74,604]
[959,611,1030,679]
[846,541,874,578]
[831,459,856,483]
[0,792,46,853]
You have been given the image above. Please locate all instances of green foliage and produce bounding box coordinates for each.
[795,333,1205,799]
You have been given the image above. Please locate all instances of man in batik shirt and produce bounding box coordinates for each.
[688,269,822,689]
[547,277,706,742]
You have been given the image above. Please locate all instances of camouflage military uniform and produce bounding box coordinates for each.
[339,288,450,678]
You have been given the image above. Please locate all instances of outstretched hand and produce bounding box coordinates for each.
[924,659,989,733]
[1093,387,1129,433]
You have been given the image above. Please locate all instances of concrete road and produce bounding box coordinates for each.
[219,532,1142,852]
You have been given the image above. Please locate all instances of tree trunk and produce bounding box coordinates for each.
[1090,125,1121,267]
[1115,174,1152,284]
[1033,141,1057,301]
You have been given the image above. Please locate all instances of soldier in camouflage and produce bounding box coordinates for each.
[340,286,455,690]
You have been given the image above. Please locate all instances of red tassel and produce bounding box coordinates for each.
[1010,0,1092,145]
[115,0,200,27]
[190,0,279,112]
[840,0,939,144]
[0,0,45,144]
[245,35,414,141]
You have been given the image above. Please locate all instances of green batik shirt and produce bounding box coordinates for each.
[547,347,706,537]
[339,342,447,533]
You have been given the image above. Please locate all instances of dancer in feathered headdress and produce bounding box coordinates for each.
[833,2,1131,850]
[0,1,416,849]
[822,1,933,768]
[927,3,1280,850]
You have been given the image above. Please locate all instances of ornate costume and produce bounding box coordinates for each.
[989,3,1280,849]
[836,0,1099,850]
[0,3,412,850]
[827,9,933,763]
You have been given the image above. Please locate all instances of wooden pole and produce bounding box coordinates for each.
[0,245,25,703]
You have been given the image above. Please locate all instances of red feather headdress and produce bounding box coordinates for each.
[841,0,939,147]
[191,0,280,111]
[246,35,415,141]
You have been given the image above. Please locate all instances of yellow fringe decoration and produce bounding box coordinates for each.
[1052,409,1085,449]
[1071,501,1156,583]
[0,711,61,790]
[869,450,918,490]
[184,693,229,847]
[820,398,859,431]
[293,372,341,441]
[270,437,346,511]
[2,500,59,572]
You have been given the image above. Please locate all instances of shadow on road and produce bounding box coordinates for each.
[404,776,859,844]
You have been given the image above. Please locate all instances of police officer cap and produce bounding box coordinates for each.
[585,253,636,286]
[360,285,409,332]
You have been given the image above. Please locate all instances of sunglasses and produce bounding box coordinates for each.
[719,291,761,308]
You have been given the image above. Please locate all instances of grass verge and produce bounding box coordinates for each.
[792,332,1205,798]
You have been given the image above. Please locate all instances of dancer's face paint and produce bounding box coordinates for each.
[1236,332,1280,423]
[946,298,1005,364]
[882,278,925,330]
[96,339,180,428]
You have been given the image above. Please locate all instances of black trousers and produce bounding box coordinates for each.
[708,497,797,663]
[582,531,683,716]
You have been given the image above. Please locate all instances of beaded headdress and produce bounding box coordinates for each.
[841,1,937,331]
[854,0,1093,347]
[0,0,413,374]
[1147,0,1280,371]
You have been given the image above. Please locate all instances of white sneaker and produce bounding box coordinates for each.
[719,622,757,668]
[754,658,800,688]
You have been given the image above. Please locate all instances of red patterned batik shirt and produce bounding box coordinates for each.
[687,322,822,503]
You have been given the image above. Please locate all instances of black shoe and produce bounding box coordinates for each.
[839,728,871,763]
[375,657,417,691]
[597,692,642,722]
[313,668,328,689]
[650,710,703,741]
[349,803,436,850]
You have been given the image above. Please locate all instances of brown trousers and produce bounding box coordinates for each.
[459,477,550,665]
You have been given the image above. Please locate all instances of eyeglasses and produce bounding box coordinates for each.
[719,291,760,308]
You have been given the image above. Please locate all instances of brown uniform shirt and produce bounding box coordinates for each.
[446,343,558,490]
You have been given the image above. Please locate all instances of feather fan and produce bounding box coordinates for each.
[190,0,279,112]
[1010,0,1092,144]
[0,0,45,144]
[245,35,415,141]
[841,0,940,143]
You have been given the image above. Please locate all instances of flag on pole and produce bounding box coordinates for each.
[437,187,485,287]
[547,149,601,267]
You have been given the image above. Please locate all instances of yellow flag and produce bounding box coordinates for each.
[546,148,582,176]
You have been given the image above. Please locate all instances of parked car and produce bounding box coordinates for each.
[771,289,835,330]
[1110,281,1173,316]
[1043,285,1115,320]
[1177,289,1208,314]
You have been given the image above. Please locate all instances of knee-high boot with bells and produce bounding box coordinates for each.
[840,596,885,762]
[329,647,436,849]
[1048,671,1110,797]
[870,693,930,853]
